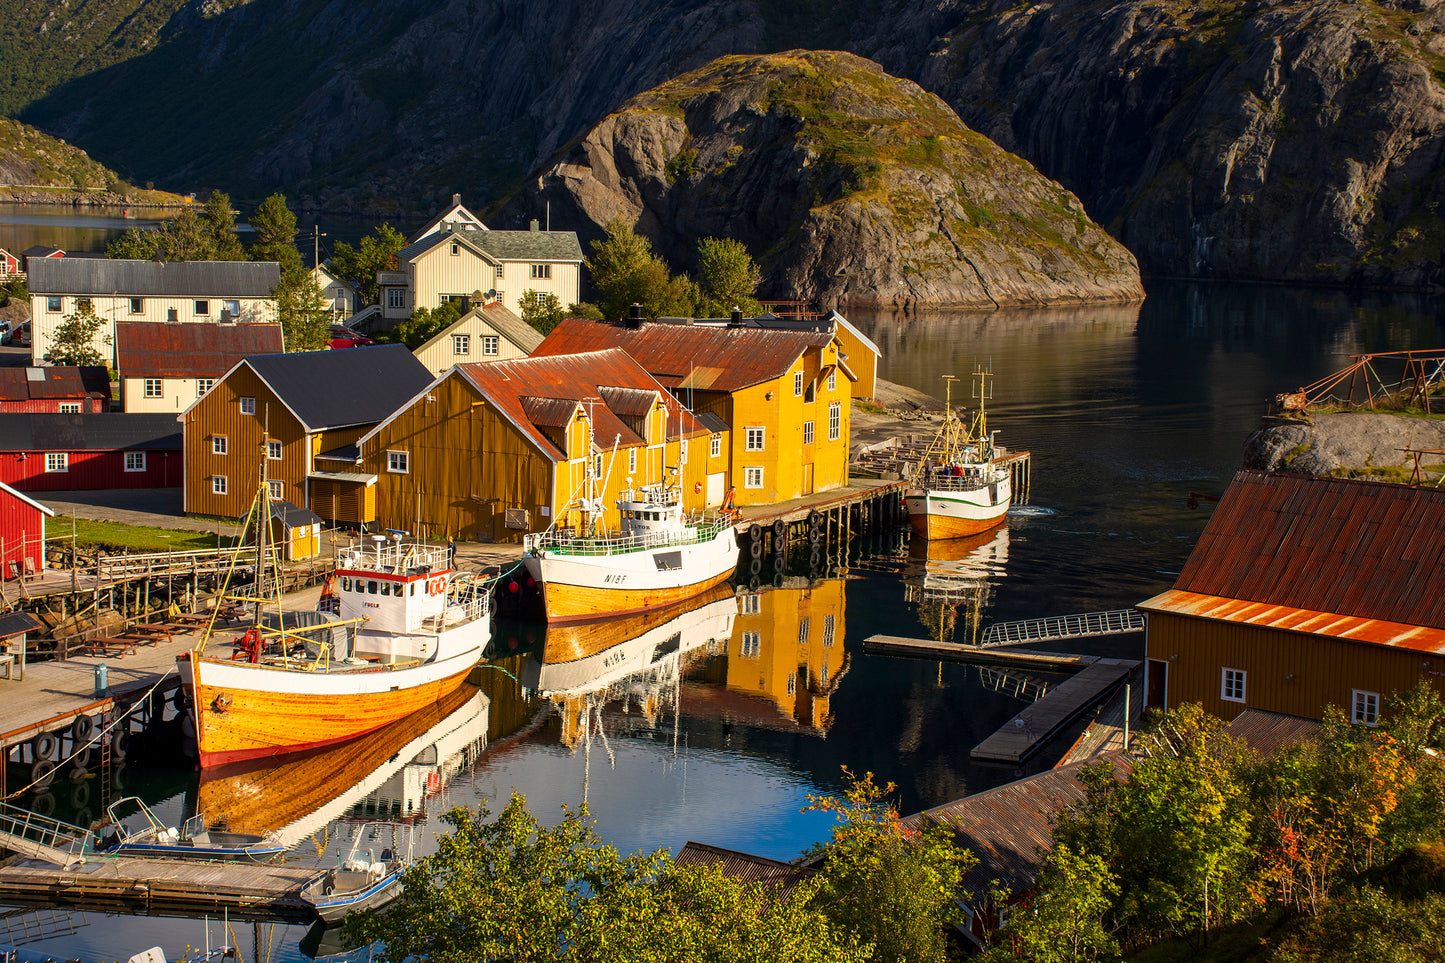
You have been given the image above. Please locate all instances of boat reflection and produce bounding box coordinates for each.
[904,523,1010,644]
[195,684,489,847]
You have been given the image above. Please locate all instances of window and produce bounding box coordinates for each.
[268,480,283,501]
[387,450,409,474]
[387,289,406,310]
[794,372,804,396]
[1221,668,1246,704]
[710,433,721,458]
[823,613,835,647]
[197,379,215,397]
[124,451,145,472]
[1353,690,1380,726]
[212,475,227,495]
[212,435,228,455]
[58,402,81,414]
[239,397,256,415]
[452,334,470,356]
[267,440,282,460]
[828,401,841,441]
[595,453,603,478]
[76,297,92,313]
[45,452,68,473]
[495,264,504,279]
[827,367,837,391]
[222,299,239,318]
[530,264,551,279]
[744,466,763,489]
[745,427,764,451]
[450,242,461,256]
[628,448,637,474]
[483,335,499,356]
[740,594,761,614]
[195,299,210,316]
[803,421,814,445]
[129,297,143,314]
[143,378,163,399]
[740,631,760,657]
[46,297,61,313]
[798,617,811,646]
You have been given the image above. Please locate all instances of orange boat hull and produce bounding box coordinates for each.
[538,569,735,623]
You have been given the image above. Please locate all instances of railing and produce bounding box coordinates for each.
[916,472,997,493]
[339,541,448,575]
[619,487,680,507]
[979,609,1145,648]
[0,803,93,865]
[525,518,734,557]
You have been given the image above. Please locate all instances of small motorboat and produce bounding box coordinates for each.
[300,825,406,922]
[95,797,285,863]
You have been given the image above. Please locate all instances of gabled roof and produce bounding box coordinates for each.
[411,194,488,241]
[0,367,110,403]
[115,322,284,378]
[28,259,280,297]
[415,303,544,360]
[535,318,839,392]
[674,841,811,892]
[1152,470,1445,631]
[0,413,182,452]
[1226,708,1322,756]
[472,229,583,263]
[238,345,433,432]
[269,500,324,528]
[22,246,62,259]
[396,229,500,268]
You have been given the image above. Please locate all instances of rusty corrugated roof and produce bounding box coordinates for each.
[899,755,1133,900]
[1225,708,1322,757]
[598,386,658,417]
[535,318,834,391]
[0,367,110,402]
[1173,470,1445,631]
[674,841,811,892]
[520,396,580,428]
[115,322,285,379]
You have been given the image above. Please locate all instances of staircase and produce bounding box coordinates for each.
[0,804,92,868]
[979,609,1144,648]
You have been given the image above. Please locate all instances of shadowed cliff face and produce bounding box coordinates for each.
[511,51,1143,308]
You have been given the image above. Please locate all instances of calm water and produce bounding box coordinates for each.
[8,281,1445,961]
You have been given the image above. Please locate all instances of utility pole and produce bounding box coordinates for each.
[304,226,327,270]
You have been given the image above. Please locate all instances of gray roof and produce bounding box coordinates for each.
[244,344,433,432]
[400,228,582,266]
[0,611,42,638]
[269,500,324,528]
[0,413,183,452]
[695,411,729,434]
[479,303,545,353]
[28,259,282,297]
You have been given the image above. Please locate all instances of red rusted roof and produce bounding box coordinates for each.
[115,322,285,379]
[1171,470,1445,631]
[535,319,835,391]
[456,349,704,461]
[0,366,110,402]
[674,841,811,892]
[1225,708,1322,756]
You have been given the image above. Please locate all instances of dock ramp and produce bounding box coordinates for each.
[0,804,92,868]
[979,609,1144,648]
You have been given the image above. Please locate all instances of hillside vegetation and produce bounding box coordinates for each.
[0,116,182,203]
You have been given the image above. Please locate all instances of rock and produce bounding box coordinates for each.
[513,51,1143,308]
[0,298,30,326]
[1243,412,1445,478]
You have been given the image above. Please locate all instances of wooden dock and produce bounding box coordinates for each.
[863,635,1091,671]
[0,854,324,921]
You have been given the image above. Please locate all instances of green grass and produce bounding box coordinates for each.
[51,516,240,554]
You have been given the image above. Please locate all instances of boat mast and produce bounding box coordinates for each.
[970,362,994,459]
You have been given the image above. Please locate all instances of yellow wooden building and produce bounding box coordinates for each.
[179,345,433,521]
[1138,471,1445,724]
[349,348,719,542]
[534,317,856,507]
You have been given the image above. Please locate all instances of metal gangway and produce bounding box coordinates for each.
[979,609,1145,648]
[977,666,1052,701]
[0,803,92,868]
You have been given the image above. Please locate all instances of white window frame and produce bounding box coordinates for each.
[710,433,721,458]
[744,466,763,489]
[530,263,552,279]
[58,402,81,414]
[387,289,405,309]
[239,397,256,415]
[212,435,228,455]
[1221,667,1246,704]
[483,335,499,356]
[46,297,61,313]
[740,594,760,614]
[828,401,841,441]
[267,440,283,461]
[44,452,68,473]
[803,421,814,445]
[450,242,461,256]
[195,299,210,316]
[794,371,804,396]
[197,378,215,397]
[453,334,470,356]
[223,299,240,318]
[827,367,837,391]
[495,264,504,279]
[212,475,227,495]
[129,297,143,314]
[268,480,284,501]
[745,427,765,451]
[740,631,761,657]
[1352,689,1380,726]
[143,378,163,399]
[628,448,637,474]
[124,451,146,473]
[387,450,409,474]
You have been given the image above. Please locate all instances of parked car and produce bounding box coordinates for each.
[327,326,373,350]
[10,321,30,347]
[0,321,11,343]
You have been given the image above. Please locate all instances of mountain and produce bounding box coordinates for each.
[510,50,1142,308]
[0,115,179,202]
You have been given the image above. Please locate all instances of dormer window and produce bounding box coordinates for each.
[450,242,460,256]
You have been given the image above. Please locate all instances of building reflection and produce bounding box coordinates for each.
[903,524,1010,645]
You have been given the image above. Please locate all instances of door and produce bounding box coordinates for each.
[1146,659,1168,708]
[802,463,815,496]
[706,472,725,508]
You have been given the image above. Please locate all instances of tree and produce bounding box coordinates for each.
[379,299,466,350]
[696,236,762,317]
[585,218,681,320]
[982,845,1120,963]
[274,274,332,352]
[802,769,968,963]
[44,304,109,367]
[519,289,564,335]
[106,225,160,260]
[330,224,406,306]
[202,191,245,260]
[154,208,216,262]
[248,193,303,281]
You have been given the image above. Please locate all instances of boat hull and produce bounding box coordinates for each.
[524,527,740,623]
[906,479,1011,539]
[178,648,481,768]
[102,839,286,863]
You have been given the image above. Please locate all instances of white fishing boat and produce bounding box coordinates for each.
[178,472,491,768]
[904,366,1012,539]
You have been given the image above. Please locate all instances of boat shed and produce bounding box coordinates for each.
[0,481,53,584]
[265,501,324,561]
[0,413,183,491]
[1138,470,1445,723]
[0,366,111,414]
[115,320,284,413]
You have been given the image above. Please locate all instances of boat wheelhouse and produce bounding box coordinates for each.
[905,367,1012,539]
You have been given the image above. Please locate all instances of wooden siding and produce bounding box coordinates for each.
[496,262,580,320]
[33,301,276,366]
[182,367,308,518]
[309,478,374,525]
[1,449,181,492]
[0,492,47,581]
[0,399,106,414]
[1144,611,1439,721]
[413,313,530,376]
[413,243,495,313]
[123,376,209,414]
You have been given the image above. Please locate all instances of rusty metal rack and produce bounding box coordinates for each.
[1275,350,1445,413]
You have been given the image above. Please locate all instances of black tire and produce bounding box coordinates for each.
[809,550,821,568]
[32,732,58,762]
[772,572,784,589]
[772,519,785,541]
[110,730,129,760]
[30,759,55,789]
[68,765,88,783]
[31,792,54,814]
[172,687,190,711]
[71,782,90,809]
[747,575,761,591]
[112,765,126,791]
[71,715,93,742]
[71,745,92,770]
[749,558,762,576]
[750,539,763,560]
[807,510,822,530]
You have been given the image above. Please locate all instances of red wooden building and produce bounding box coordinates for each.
[0,248,19,278]
[0,480,54,581]
[0,367,111,413]
[0,413,182,491]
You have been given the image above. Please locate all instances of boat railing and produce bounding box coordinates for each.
[924,472,997,493]
[339,541,449,575]
[525,517,733,556]
[421,580,491,630]
[619,487,680,507]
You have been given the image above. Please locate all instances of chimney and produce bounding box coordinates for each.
[452,193,461,207]
[626,303,645,329]
[730,306,742,326]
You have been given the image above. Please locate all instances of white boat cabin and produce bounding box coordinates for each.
[618,486,686,541]
[334,536,455,662]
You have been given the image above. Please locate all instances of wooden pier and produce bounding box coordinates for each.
[863,635,1139,764]
[730,480,909,586]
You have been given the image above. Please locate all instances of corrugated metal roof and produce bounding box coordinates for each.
[598,386,657,417]
[694,411,729,435]
[898,755,1133,900]
[28,259,281,297]
[521,396,579,428]
[0,367,109,402]
[309,471,377,484]
[674,841,811,892]
[269,500,324,527]
[535,319,834,391]
[245,345,433,432]
[1225,708,1322,756]
[316,446,359,463]
[1173,470,1445,630]
[0,611,43,638]
[115,322,284,378]
[0,413,182,452]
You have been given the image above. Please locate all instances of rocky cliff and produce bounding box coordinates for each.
[1244,412,1445,481]
[513,51,1142,308]
[0,116,161,203]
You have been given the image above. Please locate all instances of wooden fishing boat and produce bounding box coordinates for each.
[94,796,284,863]
[299,825,406,922]
[537,582,737,665]
[904,366,1012,539]
[178,473,491,768]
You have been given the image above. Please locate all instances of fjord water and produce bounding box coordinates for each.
[16,281,1445,961]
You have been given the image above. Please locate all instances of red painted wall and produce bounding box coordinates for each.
[0,491,46,580]
[0,400,106,414]
[0,449,183,491]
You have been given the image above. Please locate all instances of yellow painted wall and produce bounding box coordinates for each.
[413,312,533,375]
[834,323,878,400]
[183,367,308,518]
[725,579,847,732]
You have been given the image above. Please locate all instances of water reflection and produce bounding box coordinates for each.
[0,202,169,256]
[904,524,1009,645]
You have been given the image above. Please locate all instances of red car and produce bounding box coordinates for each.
[327,326,373,350]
